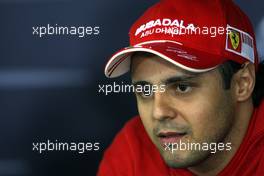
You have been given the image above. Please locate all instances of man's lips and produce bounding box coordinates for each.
[157,131,187,144]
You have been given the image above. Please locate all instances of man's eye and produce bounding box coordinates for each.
[176,84,192,93]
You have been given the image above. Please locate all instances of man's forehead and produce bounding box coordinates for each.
[130,54,199,82]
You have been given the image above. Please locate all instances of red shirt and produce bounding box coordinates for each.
[98,101,264,176]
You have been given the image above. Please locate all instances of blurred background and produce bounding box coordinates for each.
[0,0,263,175]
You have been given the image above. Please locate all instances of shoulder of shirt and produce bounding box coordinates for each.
[102,115,152,158]
[97,116,144,175]
[113,115,152,147]
[119,115,147,139]
[252,100,264,138]
[122,115,143,131]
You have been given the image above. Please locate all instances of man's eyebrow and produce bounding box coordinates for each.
[132,75,199,86]
[163,75,198,85]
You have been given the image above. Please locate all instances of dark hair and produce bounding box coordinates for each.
[218,60,264,107]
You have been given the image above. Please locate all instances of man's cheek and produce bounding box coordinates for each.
[187,113,211,140]
[137,104,152,121]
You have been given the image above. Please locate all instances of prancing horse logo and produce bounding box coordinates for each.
[229,30,240,50]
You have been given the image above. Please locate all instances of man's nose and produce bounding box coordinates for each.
[152,92,177,121]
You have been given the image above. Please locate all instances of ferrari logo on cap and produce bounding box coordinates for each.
[229,30,240,50]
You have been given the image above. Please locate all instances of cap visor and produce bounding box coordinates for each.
[105,41,224,78]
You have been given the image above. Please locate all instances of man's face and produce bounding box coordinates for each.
[131,55,236,168]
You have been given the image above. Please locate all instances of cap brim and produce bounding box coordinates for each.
[105,41,224,78]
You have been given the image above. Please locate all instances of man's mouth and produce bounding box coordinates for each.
[157,131,187,144]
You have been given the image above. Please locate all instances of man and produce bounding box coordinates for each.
[98,0,264,175]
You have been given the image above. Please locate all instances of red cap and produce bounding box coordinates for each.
[105,0,259,78]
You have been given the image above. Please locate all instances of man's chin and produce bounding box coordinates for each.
[160,150,210,168]
[161,151,191,168]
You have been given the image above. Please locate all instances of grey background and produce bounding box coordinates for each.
[0,0,263,175]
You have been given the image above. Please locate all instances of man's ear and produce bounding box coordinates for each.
[232,62,256,102]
